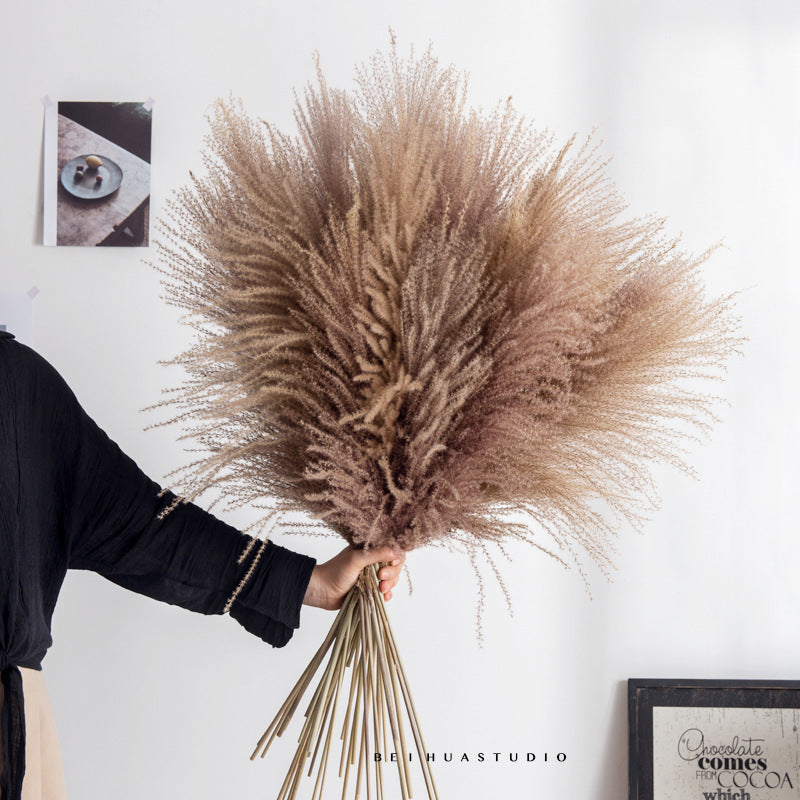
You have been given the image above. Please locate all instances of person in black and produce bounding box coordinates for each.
[0,330,403,799]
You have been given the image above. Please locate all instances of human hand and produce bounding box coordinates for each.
[303,545,405,611]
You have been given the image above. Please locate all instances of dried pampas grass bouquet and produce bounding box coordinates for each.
[153,36,739,800]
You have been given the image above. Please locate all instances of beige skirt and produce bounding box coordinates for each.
[0,667,67,800]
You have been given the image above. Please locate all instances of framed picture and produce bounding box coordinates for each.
[629,679,800,800]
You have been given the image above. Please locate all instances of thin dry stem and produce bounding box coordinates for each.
[253,567,437,800]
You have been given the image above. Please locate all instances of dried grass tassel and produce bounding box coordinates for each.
[150,32,742,800]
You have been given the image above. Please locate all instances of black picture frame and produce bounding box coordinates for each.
[628,679,800,800]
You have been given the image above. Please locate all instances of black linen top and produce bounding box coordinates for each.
[0,331,316,798]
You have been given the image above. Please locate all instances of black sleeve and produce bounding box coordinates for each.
[228,541,318,647]
[25,344,316,647]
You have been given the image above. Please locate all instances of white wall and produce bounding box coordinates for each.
[1,0,798,798]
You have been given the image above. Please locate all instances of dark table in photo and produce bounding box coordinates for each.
[56,114,151,246]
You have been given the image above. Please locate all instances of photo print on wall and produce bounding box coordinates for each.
[42,99,153,246]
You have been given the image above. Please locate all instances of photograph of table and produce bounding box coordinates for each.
[56,113,151,246]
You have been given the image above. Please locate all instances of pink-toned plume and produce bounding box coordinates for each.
[152,40,740,586]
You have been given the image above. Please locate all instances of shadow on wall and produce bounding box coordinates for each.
[595,680,629,800]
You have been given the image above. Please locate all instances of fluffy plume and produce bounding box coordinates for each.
[152,40,740,579]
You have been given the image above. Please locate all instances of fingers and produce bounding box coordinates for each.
[377,552,404,600]
[377,560,402,583]
[347,545,405,602]
[378,583,394,601]
[353,545,403,568]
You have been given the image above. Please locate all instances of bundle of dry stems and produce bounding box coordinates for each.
[152,38,740,800]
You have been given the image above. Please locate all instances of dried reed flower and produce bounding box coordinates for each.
[150,37,741,800]
[152,39,739,586]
